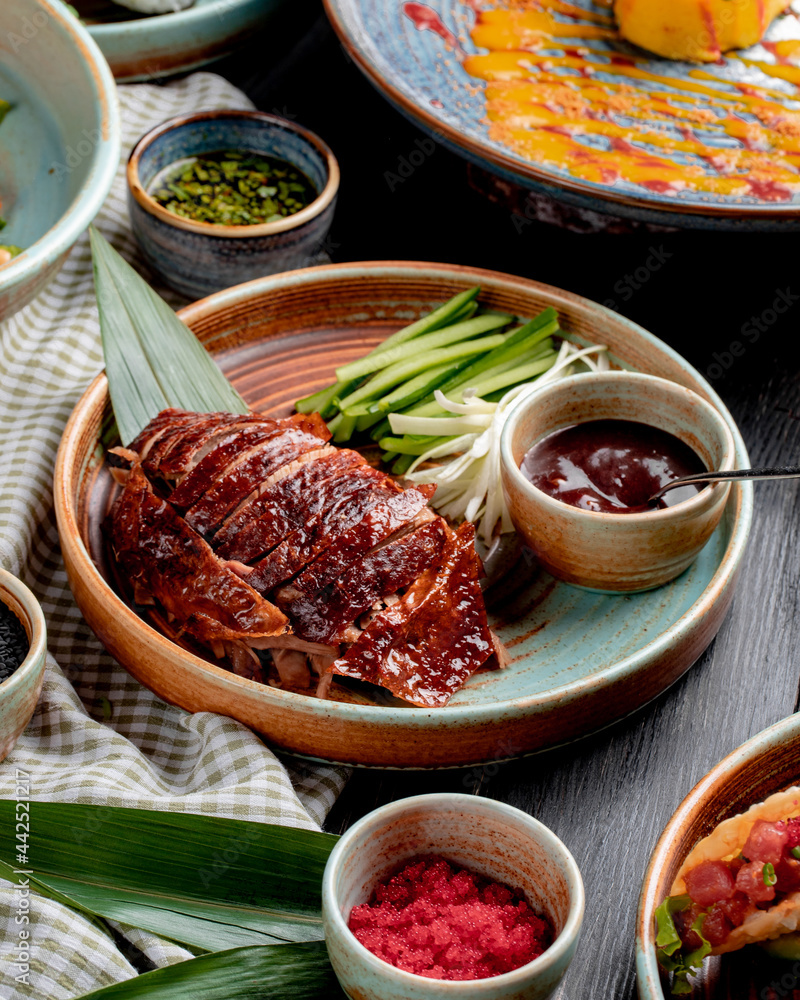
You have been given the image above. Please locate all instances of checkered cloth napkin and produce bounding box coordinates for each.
[0,73,347,999]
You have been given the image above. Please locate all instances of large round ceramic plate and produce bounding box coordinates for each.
[55,262,752,768]
[324,0,800,229]
[75,0,284,81]
[637,713,800,999]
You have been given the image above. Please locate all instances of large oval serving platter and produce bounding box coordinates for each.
[637,713,800,999]
[55,262,752,768]
[76,0,282,82]
[323,0,800,229]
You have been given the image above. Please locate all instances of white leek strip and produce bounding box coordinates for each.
[432,390,497,415]
[388,412,492,436]
[404,341,608,544]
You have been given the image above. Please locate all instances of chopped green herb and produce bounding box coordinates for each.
[791,847,800,860]
[151,150,317,227]
[763,861,777,886]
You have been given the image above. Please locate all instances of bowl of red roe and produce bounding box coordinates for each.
[322,792,584,1000]
[0,567,47,763]
[499,371,736,593]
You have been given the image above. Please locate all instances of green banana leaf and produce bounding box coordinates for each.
[90,227,247,445]
[0,802,336,952]
[73,942,345,999]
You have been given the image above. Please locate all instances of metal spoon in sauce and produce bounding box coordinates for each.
[649,465,800,503]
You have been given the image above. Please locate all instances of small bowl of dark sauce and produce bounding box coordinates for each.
[500,372,736,592]
[127,110,340,299]
[0,567,47,762]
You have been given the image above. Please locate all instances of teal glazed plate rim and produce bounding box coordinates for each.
[636,712,800,999]
[322,0,800,229]
[55,261,753,769]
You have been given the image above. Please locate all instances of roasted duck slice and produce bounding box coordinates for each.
[183,421,333,535]
[214,449,367,557]
[245,478,403,594]
[278,515,449,644]
[217,462,386,564]
[153,413,278,481]
[289,483,437,597]
[109,462,288,641]
[169,412,329,511]
[330,522,494,707]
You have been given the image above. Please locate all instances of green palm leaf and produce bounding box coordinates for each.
[0,802,336,952]
[73,943,345,999]
[90,227,248,445]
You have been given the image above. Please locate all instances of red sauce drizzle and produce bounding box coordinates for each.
[402,2,462,51]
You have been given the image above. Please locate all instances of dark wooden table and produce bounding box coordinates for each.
[220,16,800,997]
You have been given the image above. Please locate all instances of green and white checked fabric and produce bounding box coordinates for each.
[0,73,347,1000]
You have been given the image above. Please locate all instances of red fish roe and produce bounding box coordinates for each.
[348,856,553,981]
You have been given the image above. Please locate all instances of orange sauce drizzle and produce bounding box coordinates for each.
[462,1,800,200]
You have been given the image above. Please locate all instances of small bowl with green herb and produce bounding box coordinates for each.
[127,109,339,299]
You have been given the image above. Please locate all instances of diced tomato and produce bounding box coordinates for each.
[735,860,777,904]
[702,905,732,947]
[685,860,737,907]
[742,820,788,865]
[716,891,753,928]
[674,904,705,951]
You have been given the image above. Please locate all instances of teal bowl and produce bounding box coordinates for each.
[0,568,47,763]
[127,109,339,299]
[0,0,120,322]
[322,793,584,1000]
[85,0,287,83]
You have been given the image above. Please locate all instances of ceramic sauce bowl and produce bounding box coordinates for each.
[499,371,736,593]
[0,568,47,762]
[127,109,339,299]
[322,792,584,1000]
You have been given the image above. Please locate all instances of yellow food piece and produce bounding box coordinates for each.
[614,0,789,62]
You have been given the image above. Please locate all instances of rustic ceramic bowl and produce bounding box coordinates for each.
[54,262,752,768]
[0,0,120,322]
[85,0,284,83]
[636,712,800,999]
[127,109,339,298]
[500,372,736,593]
[0,568,47,763]
[322,793,584,1000]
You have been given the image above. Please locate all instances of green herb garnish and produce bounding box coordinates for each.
[763,861,778,886]
[655,895,712,996]
[151,150,317,227]
[791,846,800,860]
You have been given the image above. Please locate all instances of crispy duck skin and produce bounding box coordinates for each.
[217,462,386,564]
[277,515,449,644]
[169,412,329,511]
[109,462,288,639]
[183,423,333,535]
[244,479,402,594]
[214,449,368,557]
[289,484,436,597]
[109,408,502,707]
[330,522,494,707]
